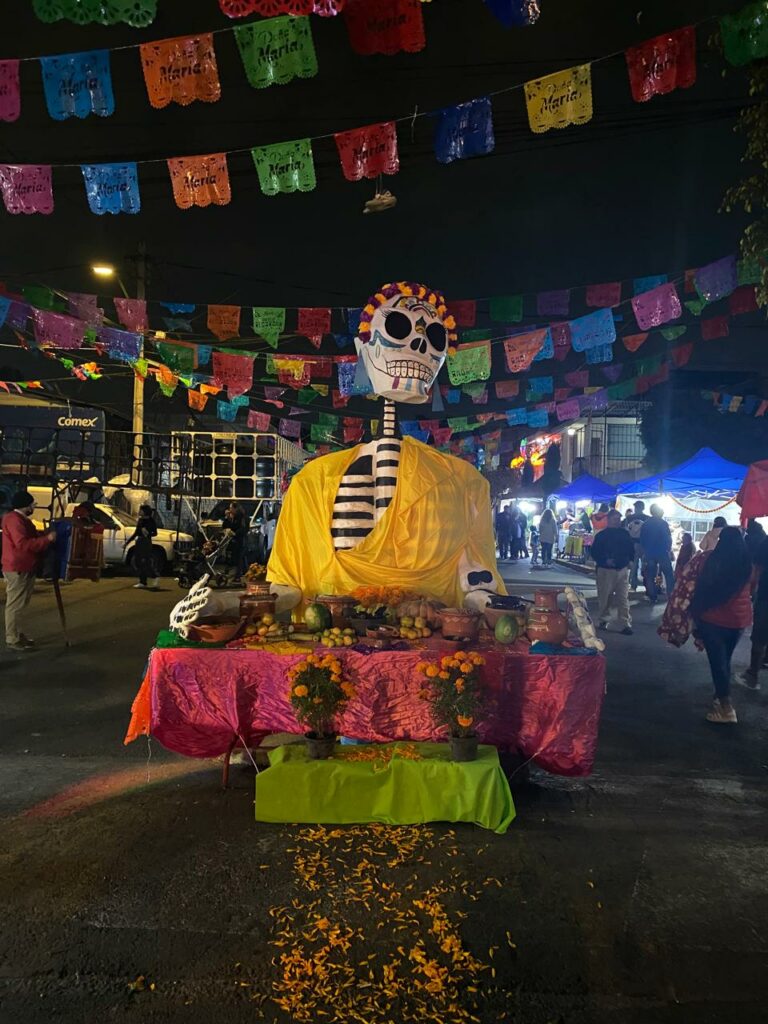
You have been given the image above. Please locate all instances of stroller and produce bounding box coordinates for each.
[176,530,237,589]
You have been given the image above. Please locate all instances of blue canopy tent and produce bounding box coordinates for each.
[618,448,748,499]
[553,473,616,503]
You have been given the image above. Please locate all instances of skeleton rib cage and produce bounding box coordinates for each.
[332,401,399,551]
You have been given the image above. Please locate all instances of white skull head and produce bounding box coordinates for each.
[355,283,454,404]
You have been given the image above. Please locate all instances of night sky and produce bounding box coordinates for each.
[0,0,763,432]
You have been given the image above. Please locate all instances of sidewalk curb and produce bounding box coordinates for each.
[553,557,595,578]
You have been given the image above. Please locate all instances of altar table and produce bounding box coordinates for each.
[126,636,606,777]
[255,742,516,834]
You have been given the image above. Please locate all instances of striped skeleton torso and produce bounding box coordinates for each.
[331,402,400,551]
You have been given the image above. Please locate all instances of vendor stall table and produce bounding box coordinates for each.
[255,742,516,834]
[126,633,606,781]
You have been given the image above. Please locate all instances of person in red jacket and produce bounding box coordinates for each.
[2,490,55,650]
[689,527,754,724]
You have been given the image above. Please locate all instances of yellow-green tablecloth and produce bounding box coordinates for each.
[254,742,516,834]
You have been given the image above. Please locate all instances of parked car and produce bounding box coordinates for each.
[29,503,194,572]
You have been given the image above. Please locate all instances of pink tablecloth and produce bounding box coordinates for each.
[126,645,606,776]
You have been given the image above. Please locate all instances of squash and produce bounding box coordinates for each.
[396,599,445,629]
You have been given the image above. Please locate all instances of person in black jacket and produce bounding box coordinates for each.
[126,505,158,590]
[591,509,636,634]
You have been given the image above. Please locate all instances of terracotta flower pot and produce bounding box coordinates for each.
[450,734,479,762]
[305,732,337,760]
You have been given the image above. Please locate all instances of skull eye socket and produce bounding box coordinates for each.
[426,322,447,352]
[384,310,412,341]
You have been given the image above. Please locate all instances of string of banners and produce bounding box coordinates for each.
[2,253,759,439]
[2,3,762,214]
[28,0,539,32]
[702,390,768,417]
[5,2,539,128]
[1,251,756,367]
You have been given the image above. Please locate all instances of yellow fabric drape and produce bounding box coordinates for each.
[268,437,504,608]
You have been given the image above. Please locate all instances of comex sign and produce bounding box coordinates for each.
[57,416,99,428]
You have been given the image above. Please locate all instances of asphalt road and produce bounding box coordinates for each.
[1,571,767,1023]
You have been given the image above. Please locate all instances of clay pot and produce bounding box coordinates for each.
[450,734,479,762]
[316,594,357,629]
[439,608,480,642]
[187,617,245,644]
[526,590,568,645]
[305,732,337,760]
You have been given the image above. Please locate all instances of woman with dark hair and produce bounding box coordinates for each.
[538,508,558,566]
[661,527,752,723]
[674,532,695,579]
[126,504,158,590]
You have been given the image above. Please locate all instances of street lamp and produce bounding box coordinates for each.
[90,262,129,298]
[91,246,148,469]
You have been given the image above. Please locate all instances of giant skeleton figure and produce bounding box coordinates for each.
[267,282,504,612]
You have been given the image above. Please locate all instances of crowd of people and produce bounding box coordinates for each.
[493,492,767,724]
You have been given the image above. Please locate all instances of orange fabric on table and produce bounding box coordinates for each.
[124,669,151,744]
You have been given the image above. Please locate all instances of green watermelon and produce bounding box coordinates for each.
[305,603,332,632]
[494,614,521,645]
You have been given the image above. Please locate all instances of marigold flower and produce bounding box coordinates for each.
[416,661,429,673]
[331,673,342,684]
[313,697,323,705]
[455,651,468,660]
[425,665,439,678]
[455,678,465,691]
[438,671,450,680]
[457,715,473,728]
[460,662,473,674]
[440,656,452,668]
[293,684,309,697]
[341,682,355,698]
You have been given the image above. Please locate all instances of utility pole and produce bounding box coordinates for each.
[132,241,147,444]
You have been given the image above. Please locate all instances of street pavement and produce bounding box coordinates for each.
[1,570,767,1023]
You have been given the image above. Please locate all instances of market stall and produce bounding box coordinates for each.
[616,447,748,546]
[553,474,617,557]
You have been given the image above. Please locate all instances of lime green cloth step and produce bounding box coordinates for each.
[254,741,516,834]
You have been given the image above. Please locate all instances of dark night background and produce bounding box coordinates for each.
[0,0,766,464]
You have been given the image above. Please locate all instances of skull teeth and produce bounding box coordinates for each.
[385,360,433,381]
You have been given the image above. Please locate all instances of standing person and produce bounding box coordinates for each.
[495,506,511,561]
[538,508,558,566]
[529,522,540,566]
[699,515,727,553]
[590,509,635,634]
[624,500,650,589]
[660,527,753,723]
[222,500,248,577]
[2,490,55,650]
[675,532,696,579]
[508,505,521,561]
[126,505,159,590]
[691,527,753,723]
[516,508,529,559]
[640,504,675,604]
[590,503,610,533]
[745,518,767,563]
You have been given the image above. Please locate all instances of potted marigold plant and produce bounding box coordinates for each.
[288,653,355,759]
[417,650,485,761]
